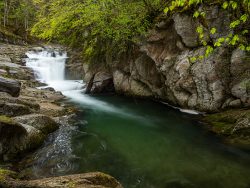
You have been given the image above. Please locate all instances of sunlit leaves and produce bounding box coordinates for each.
[240,14,248,23]
[210,28,217,35]
[222,1,229,9]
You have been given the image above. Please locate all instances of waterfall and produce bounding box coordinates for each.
[26,50,66,82]
[26,48,84,92]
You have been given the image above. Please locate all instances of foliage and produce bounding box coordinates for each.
[164,0,250,61]
[31,0,165,61]
[0,0,36,36]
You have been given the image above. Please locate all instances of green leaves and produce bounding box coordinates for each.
[31,0,159,59]
[222,1,229,9]
[210,28,217,35]
[240,14,248,23]
[230,20,241,28]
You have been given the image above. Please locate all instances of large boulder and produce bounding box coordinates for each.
[13,114,59,135]
[0,115,27,161]
[0,114,59,161]
[0,76,21,97]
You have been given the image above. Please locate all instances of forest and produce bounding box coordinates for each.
[1,0,249,61]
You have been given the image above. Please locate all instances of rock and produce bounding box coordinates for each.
[0,115,27,161]
[230,48,250,105]
[113,70,153,97]
[13,114,59,135]
[0,76,21,97]
[0,102,33,117]
[130,79,153,97]
[85,73,96,94]
[0,92,40,111]
[202,5,231,42]
[87,72,115,94]
[39,102,75,117]
[229,99,242,108]
[0,113,59,161]
[1,172,123,188]
[173,13,200,48]
[204,109,250,149]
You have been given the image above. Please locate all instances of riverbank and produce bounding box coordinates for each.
[0,43,122,188]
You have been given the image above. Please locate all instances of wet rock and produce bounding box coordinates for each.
[1,172,123,188]
[0,76,21,97]
[13,114,59,135]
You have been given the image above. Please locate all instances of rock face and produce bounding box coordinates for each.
[0,76,21,97]
[0,171,123,188]
[86,72,115,94]
[83,5,250,113]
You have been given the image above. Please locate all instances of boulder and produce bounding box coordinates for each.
[1,172,123,188]
[86,72,114,94]
[13,114,59,135]
[0,115,27,161]
[0,102,33,117]
[0,76,21,97]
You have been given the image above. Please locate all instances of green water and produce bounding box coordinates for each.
[69,95,250,188]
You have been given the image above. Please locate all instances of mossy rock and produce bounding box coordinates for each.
[203,109,250,149]
[0,115,26,135]
[0,168,17,182]
[0,115,16,125]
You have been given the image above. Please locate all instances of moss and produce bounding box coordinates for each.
[203,109,250,149]
[67,181,76,188]
[0,115,15,125]
[0,168,17,182]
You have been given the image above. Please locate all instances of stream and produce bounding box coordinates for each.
[25,48,250,188]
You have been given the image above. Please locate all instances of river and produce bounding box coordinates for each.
[25,48,250,188]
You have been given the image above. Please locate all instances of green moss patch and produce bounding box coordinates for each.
[203,109,250,149]
[0,168,17,182]
[0,115,16,125]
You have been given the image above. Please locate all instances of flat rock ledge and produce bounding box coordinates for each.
[0,171,122,188]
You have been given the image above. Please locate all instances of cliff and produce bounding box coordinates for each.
[83,5,249,113]
[77,5,250,148]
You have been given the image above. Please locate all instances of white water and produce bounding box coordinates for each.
[25,48,145,118]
